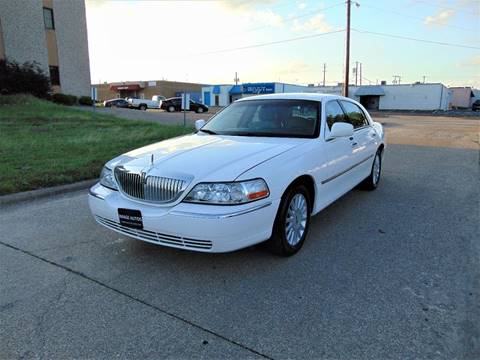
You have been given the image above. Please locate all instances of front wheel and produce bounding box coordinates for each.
[360,150,382,190]
[168,105,175,112]
[267,185,311,256]
[139,104,147,111]
[196,107,204,113]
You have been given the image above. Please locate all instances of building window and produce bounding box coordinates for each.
[49,66,60,86]
[43,7,55,29]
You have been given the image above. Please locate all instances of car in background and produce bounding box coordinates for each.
[103,98,129,108]
[128,97,162,111]
[472,100,480,111]
[161,97,209,113]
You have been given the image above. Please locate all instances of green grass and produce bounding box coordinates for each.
[0,95,193,195]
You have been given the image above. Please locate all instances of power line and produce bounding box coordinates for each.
[352,28,480,50]
[192,29,345,56]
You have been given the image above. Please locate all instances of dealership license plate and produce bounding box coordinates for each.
[118,208,143,229]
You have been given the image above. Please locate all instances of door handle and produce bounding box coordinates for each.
[352,142,358,147]
[371,133,377,137]
[349,136,354,141]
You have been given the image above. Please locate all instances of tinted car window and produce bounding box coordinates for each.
[326,101,347,130]
[202,100,319,138]
[340,101,369,129]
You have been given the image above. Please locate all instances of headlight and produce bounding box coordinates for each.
[183,178,269,205]
[99,166,118,190]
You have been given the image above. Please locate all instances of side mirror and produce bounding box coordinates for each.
[195,119,206,131]
[329,122,354,138]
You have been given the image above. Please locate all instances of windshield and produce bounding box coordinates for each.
[202,99,320,138]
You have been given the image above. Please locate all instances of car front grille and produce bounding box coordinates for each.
[114,166,186,203]
[96,216,213,250]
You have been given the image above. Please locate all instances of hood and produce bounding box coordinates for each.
[107,133,306,183]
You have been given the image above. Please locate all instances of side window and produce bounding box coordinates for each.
[325,101,346,130]
[340,101,369,129]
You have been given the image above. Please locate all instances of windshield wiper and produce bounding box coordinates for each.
[199,129,218,135]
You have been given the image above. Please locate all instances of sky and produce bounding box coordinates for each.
[85,0,480,88]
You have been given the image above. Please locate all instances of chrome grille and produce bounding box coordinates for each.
[96,216,212,250]
[114,167,186,203]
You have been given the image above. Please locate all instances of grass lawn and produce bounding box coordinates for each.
[0,95,193,195]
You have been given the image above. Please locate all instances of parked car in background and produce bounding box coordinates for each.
[89,93,385,256]
[103,98,129,108]
[152,95,166,102]
[472,100,480,111]
[161,97,209,113]
[128,97,163,110]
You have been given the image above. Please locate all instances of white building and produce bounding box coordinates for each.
[201,82,309,107]
[311,83,452,111]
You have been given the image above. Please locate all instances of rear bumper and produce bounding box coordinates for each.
[88,183,280,253]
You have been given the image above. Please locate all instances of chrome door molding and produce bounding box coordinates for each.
[321,154,374,185]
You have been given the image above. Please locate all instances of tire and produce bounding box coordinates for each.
[360,149,382,190]
[196,107,204,113]
[267,184,311,256]
[139,104,147,111]
[168,105,175,112]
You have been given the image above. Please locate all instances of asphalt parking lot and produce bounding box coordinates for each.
[1,115,479,359]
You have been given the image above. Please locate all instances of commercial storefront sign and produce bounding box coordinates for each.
[242,83,275,94]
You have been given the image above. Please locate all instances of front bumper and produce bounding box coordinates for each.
[88,183,280,253]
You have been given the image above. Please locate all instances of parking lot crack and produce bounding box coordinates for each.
[0,240,273,360]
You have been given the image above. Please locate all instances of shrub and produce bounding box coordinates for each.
[0,59,51,98]
[79,96,93,106]
[0,94,43,106]
[52,93,78,106]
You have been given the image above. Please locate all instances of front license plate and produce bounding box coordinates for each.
[118,208,143,229]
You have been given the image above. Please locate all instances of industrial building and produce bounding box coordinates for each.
[0,0,91,96]
[312,83,453,111]
[201,82,309,107]
[93,80,204,102]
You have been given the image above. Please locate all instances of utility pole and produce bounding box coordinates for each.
[422,75,426,84]
[393,75,402,84]
[343,0,351,97]
[234,72,239,85]
[322,63,326,86]
[355,61,358,86]
[360,63,362,86]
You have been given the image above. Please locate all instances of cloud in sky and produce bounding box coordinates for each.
[291,13,332,32]
[424,9,455,26]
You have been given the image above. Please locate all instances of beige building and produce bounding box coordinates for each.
[94,80,205,102]
[0,0,91,96]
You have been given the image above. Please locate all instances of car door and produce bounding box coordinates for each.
[339,100,377,182]
[319,100,359,205]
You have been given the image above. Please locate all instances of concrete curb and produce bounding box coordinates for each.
[0,179,97,206]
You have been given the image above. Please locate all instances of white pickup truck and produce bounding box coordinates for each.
[128,95,165,110]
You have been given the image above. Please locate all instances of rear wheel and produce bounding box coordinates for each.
[139,104,147,111]
[267,184,311,256]
[196,107,204,113]
[360,150,382,190]
[168,105,175,112]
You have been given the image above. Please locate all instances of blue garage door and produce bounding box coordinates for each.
[203,92,211,106]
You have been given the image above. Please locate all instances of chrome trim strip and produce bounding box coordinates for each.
[321,154,374,185]
[89,188,105,200]
[169,202,272,219]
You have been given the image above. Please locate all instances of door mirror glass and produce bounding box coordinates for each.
[329,122,354,138]
[195,119,206,131]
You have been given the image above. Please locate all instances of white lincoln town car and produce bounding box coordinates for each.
[89,93,385,256]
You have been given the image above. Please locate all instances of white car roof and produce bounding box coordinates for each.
[236,92,346,102]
